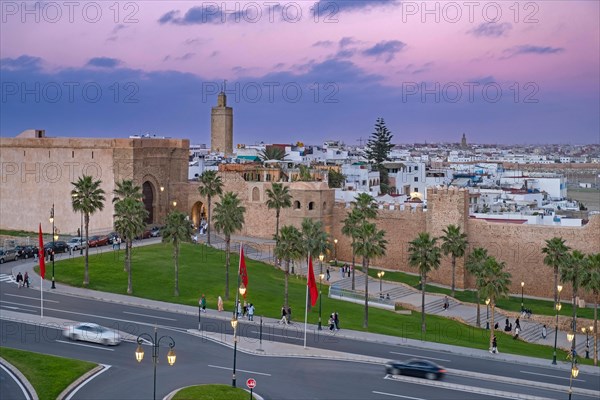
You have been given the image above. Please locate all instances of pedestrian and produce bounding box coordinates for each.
[541,324,547,339]
[491,336,498,353]
[494,322,499,330]
[328,315,335,331]
[504,319,511,332]
[200,294,206,313]
[24,272,29,288]
[217,296,224,312]
[515,317,521,331]
[16,272,23,288]
[237,300,242,318]
[442,296,449,311]
[287,306,292,324]
[340,266,344,279]
[347,267,350,278]
[248,303,254,321]
[513,326,520,340]
[334,311,340,330]
[326,268,330,281]
[280,305,288,325]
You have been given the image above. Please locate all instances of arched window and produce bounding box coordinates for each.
[294,200,301,209]
[323,201,327,210]
[308,201,314,210]
[252,187,260,202]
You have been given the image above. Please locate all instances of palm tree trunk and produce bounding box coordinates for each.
[363,256,369,328]
[225,236,230,300]
[421,272,426,334]
[207,196,212,246]
[83,214,90,286]
[174,241,180,296]
[554,267,558,303]
[571,288,578,353]
[274,211,280,266]
[489,303,496,350]
[476,290,481,327]
[284,259,290,309]
[451,255,456,297]
[127,240,132,294]
[351,240,356,290]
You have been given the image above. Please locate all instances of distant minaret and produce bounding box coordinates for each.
[211,81,233,155]
[461,133,467,149]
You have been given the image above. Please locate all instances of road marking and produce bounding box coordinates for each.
[1,300,45,309]
[389,351,451,362]
[65,364,111,400]
[207,364,271,376]
[520,370,586,382]
[122,311,177,321]
[5,293,60,303]
[56,340,115,351]
[0,274,16,283]
[0,362,33,400]
[372,391,425,399]
[248,330,304,341]
[1,305,19,310]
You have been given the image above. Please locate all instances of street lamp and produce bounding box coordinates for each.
[172,200,177,208]
[232,280,246,388]
[377,271,385,295]
[568,361,579,400]
[135,327,176,400]
[552,284,563,365]
[582,326,593,359]
[485,298,490,330]
[318,254,324,330]
[49,204,56,289]
[333,238,338,265]
[520,281,525,311]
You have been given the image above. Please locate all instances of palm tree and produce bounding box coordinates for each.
[349,193,378,288]
[113,197,147,294]
[353,222,387,328]
[161,211,193,296]
[274,225,303,309]
[259,146,287,162]
[213,192,246,300]
[408,232,441,334]
[479,256,511,351]
[465,247,489,328]
[300,218,330,261]
[113,179,143,203]
[71,175,106,286]
[542,237,571,304]
[440,224,468,297]
[341,209,361,290]
[581,253,600,366]
[560,250,586,352]
[198,170,224,246]
[296,165,313,181]
[266,182,292,249]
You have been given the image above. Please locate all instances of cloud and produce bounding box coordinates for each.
[107,24,129,42]
[468,22,512,38]
[503,45,565,58]
[313,0,398,13]
[363,40,406,63]
[313,40,334,48]
[0,55,43,71]
[86,57,123,68]
[159,3,281,25]
[339,37,357,48]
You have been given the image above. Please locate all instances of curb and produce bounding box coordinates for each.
[0,356,38,400]
[57,364,106,400]
[163,385,264,400]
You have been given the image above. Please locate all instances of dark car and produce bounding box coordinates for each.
[385,359,446,380]
[150,226,161,237]
[16,245,39,259]
[135,230,152,240]
[44,241,69,254]
[0,248,18,263]
[88,235,109,247]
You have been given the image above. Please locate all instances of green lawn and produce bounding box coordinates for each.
[172,384,251,400]
[46,243,595,365]
[362,267,596,320]
[0,229,36,237]
[0,347,96,400]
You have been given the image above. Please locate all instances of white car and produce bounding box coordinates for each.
[66,238,87,251]
[63,323,121,346]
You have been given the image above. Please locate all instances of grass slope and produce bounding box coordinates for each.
[172,384,251,400]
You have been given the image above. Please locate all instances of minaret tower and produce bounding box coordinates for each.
[211,80,233,155]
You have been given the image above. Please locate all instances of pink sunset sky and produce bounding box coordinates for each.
[1,1,599,144]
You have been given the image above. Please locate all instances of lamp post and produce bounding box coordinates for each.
[485,298,490,330]
[568,361,579,400]
[377,271,385,295]
[135,327,176,400]
[318,254,324,330]
[232,281,246,388]
[333,238,338,265]
[552,284,563,365]
[49,204,56,289]
[520,281,525,311]
[582,326,593,359]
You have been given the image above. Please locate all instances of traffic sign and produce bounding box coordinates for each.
[246,378,256,389]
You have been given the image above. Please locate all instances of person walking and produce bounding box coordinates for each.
[248,303,254,321]
[513,326,520,340]
[515,317,521,331]
[279,306,288,325]
[23,272,29,288]
[200,294,206,313]
[326,268,330,281]
[442,296,449,311]
[541,324,547,339]
[328,314,335,331]
[491,336,498,354]
[16,272,23,288]
[287,306,292,324]
[333,311,340,330]
[217,296,224,312]
[237,300,242,318]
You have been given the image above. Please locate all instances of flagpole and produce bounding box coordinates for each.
[304,253,309,349]
[40,275,43,318]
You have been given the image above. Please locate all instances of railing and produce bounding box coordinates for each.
[329,286,395,310]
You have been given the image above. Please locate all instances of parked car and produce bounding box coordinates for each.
[43,241,69,254]
[135,230,152,240]
[15,245,39,259]
[385,359,446,380]
[150,226,162,237]
[0,248,18,263]
[62,322,121,346]
[66,237,87,251]
[88,235,109,247]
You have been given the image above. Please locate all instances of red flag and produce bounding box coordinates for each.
[307,256,318,307]
[38,223,45,279]
[239,245,248,297]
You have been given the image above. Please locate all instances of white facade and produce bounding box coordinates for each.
[386,161,427,200]
[341,163,380,193]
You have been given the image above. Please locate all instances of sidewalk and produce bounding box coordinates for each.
[6,234,599,374]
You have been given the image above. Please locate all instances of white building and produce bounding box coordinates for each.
[386,161,427,200]
[341,163,380,194]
